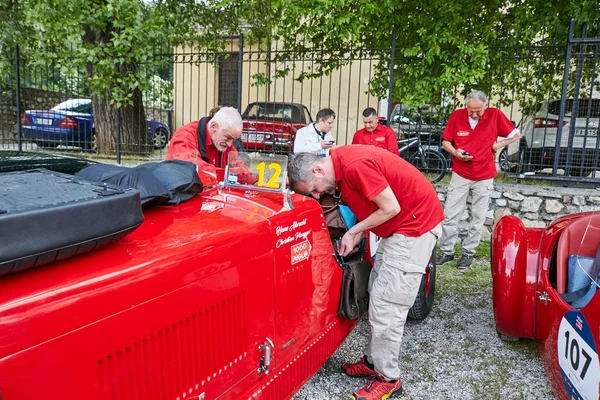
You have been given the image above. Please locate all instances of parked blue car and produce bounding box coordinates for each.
[20,99,171,150]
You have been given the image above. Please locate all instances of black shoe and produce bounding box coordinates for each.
[436,253,454,265]
[457,254,473,270]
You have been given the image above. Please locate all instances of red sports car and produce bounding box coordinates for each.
[241,102,313,153]
[0,151,436,399]
[492,212,600,400]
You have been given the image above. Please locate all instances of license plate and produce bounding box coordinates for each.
[35,118,53,126]
[575,129,598,136]
[242,133,260,142]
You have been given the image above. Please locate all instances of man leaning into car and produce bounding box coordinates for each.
[165,106,253,184]
[288,146,443,400]
[436,90,522,270]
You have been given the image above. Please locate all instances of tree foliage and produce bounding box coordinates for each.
[268,0,600,110]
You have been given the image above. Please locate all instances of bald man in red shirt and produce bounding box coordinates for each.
[351,107,399,155]
[288,145,443,400]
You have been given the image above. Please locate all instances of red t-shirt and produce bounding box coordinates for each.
[352,124,399,154]
[330,145,443,237]
[442,107,514,180]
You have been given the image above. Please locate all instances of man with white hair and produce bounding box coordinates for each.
[166,107,252,183]
[436,90,522,270]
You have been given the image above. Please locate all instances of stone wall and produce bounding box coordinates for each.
[435,183,600,241]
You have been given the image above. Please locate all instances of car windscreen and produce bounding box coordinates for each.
[548,99,600,119]
[242,103,303,123]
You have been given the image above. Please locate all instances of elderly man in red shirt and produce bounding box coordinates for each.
[288,145,443,400]
[436,90,522,270]
[166,107,252,184]
[351,107,399,154]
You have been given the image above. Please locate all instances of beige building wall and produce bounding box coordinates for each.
[174,42,384,144]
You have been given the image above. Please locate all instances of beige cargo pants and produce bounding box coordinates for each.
[439,173,494,257]
[364,223,441,381]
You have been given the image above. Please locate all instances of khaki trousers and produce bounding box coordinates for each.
[439,173,493,256]
[364,223,441,380]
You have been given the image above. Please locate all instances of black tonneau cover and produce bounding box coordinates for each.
[0,169,144,276]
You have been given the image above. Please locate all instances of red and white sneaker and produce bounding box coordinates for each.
[351,375,403,400]
[341,356,377,377]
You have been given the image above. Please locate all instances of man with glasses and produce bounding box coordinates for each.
[436,90,521,270]
[166,107,252,183]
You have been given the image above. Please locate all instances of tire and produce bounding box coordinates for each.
[408,248,436,320]
[517,146,536,173]
[152,128,170,149]
[85,131,98,152]
[498,148,510,172]
[496,329,519,342]
[408,149,447,183]
[35,141,56,148]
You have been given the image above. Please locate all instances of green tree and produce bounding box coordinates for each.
[267,0,600,109]
[0,0,272,154]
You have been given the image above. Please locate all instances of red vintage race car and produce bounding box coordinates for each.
[241,102,313,153]
[492,212,600,400]
[0,151,436,399]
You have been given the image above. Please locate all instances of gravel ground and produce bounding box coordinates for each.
[293,251,556,400]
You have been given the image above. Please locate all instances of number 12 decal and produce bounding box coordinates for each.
[256,162,281,188]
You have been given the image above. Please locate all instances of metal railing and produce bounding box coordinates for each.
[1,22,598,183]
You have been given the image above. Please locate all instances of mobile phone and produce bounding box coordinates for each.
[461,151,470,156]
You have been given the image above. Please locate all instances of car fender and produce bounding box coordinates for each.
[492,215,541,339]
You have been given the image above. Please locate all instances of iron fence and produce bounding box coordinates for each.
[1,21,599,183]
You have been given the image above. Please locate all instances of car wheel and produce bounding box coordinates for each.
[85,131,98,152]
[496,329,519,342]
[152,128,169,149]
[36,141,56,148]
[517,146,536,173]
[408,247,436,320]
[498,148,510,172]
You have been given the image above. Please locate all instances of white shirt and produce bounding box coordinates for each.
[293,123,335,155]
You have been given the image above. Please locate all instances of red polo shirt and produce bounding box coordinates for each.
[352,124,399,154]
[330,145,443,237]
[442,107,514,181]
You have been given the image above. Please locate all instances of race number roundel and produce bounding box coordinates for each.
[557,310,600,400]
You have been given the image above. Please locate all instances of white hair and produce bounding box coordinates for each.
[211,106,243,133]
[467,90,489,105]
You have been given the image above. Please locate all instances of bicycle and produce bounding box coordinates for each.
[398,132,448,183]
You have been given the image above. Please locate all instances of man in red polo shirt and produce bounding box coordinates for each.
[352,107,399,154]
[288,145,443,400]
[166,107,252,184]
[436,90,521,270]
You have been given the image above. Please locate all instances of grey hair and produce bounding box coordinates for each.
[287,152,324,191]
[211,106,243,133]
[466,90,488,105]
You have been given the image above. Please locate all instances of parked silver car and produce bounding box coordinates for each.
[503,98,600,177]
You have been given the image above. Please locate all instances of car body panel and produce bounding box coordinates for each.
[492,212,600,400]
[241,102,312,153]
[505,99,600,175]
[0,152,360,399]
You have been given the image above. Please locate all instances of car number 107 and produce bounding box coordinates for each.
[563,330,593,379]
[557,312,600,400]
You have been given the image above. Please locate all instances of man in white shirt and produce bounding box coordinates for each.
[293,108,336,156]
